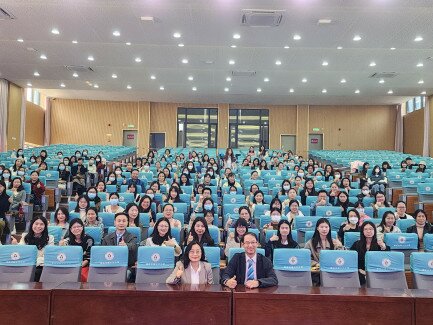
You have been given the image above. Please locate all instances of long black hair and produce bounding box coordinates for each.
[232,218,249,243]
[74,195,90,212]
[358,221,378,256]
[151,217,172,246]
[183,240,206,269]
[54,207,70,224]
[25,216,50,250]
[378,211,396,232]
[311,218,334,252]
[189,217,214,246]
[125,203,140,227]
[276,219,297,247]
[65,218,86,242]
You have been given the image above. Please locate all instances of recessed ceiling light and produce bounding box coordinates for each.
[27,83,32,87]
[40,54,47,60]
[224,87,229,92]
[188,76,194,81]
[159,86,164,90]
[87,56,94,61]
[125,42,131,46]
[256,88,262,93]
[417,62,424,67]
[141,16,155,22]
[322,61,328,66]
[150,75,156,80]
[264,78,269,82]
[355,89,360,94]
[379,79,385,84]
[293,34,301,40]
[369,62,376,67]
[340,78,346,83]
[72,40,78,44]
[127,85,132,90]
[33,71,40,77]
[173,32,181,38]
[414,36,423,42]
[302,78,307,83]
[353,35,362,41]
[181,58,188,64]
[390,47,396,50]
[337,46,343,50]
[230,45,237,48]
[233,33,241,39]
[275,60,282,65]
[229,59,235,65]
[72,72,78,78]
[318,19,332,24]
[112,30,120,37]
[421,91,426,95]
[60,83,66,88]
[387,90,393,94]
[418,80,424,84]
[51,28,60,35]
[284,45,290,49]
[93,84,99,88]
[192,87,197,91]
[178,43,184,47]
[17,38,24,43]
[289,88,294,93]
[226,77,232,82]
[135,57,142,63]
[112,74,118,79]
[322,89,327,93]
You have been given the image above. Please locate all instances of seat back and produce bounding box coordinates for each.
[344,232,361,249]
[85,226,103,245]
[135,246,175,284]
[329,217,347,232]
[40,246,82,283]
[365,251,407,289]
[320,250,360,288]
[273,249,312,286]
[48,226,63,245]
[315,206,342,218]
[88,246,128,282]
[223,194,246,205]
[0,245,37,282]
[411,252,433,289]
[384,232,418,265]
[377,207,396,219]
[203,246,221,284]
[396,219,416,232]
[424,234,433,252]
[98,212,115,229]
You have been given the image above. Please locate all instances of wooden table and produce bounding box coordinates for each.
[51,283,231,325]
[411,289,433,325]
[0,282,56,324]
[233,286,414,325]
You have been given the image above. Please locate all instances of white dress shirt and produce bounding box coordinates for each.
[190,263,201,285]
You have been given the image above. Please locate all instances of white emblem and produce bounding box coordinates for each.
[382,258,391,267]
[231,198,236,203]
[105,252,114,261]
[151,253,160,262]
[398,236,406,244]
[57,253,67,262]
[426,186,431,191]
[306,221,313,227]
[428,260,433,268]
[289,256,298,265]
[326,210,332,216]
[335,257,345,266]
[10,252,20,261]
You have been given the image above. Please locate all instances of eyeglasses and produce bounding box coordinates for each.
[71,225,83,230]
[243,241,258,246]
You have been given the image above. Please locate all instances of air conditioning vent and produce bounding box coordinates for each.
[64,65,94,72]
[0,8,15,20]
[241,9,284,27]
[231,70,256,77]
[370,72,397,79]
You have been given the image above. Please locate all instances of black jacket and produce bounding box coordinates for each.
[0,193,11,219]
[406,224,433,249]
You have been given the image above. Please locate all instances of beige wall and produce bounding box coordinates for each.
[7,83,22,150]
[403,108,424,155]
[25,101,45,146]
[429,96,433,156]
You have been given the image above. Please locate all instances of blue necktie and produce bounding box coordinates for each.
[247,259,255,281]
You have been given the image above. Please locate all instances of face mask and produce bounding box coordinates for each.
[96,158,101,162]
[3,173,10,179]
[298,173,304,177]
[18,151,23,155]
[30,159,36,163]
[194,158,198,162]
[88,193,96,199]
[348,217,358,225]
[271,214,281,223]
[334,174,340,179]
[184,171,189,175]
[76,154,81,158]
[109,177,116,182]
[172,166,177,171]
[283,185,291,191]
[17,171,25,176]
[230,191,237,195]
[204,204,213,211]
[208,171,214,176]
[147,193,154,199]
[362,190,369,195]
[110,199,119,205]
[213,166,218,171]
[316,175,323,181]
[144,166,150,171]
[83,152,88,156]
[115,170,122,175]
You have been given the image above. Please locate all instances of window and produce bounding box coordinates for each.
[406,96,425,114]
[25,88,41,106]
[177,108,218,148]
[229,109,269,148]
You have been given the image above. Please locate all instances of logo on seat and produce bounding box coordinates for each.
[234,208,239,213]
[10,252,20,261]
[396,175,400,179]
[119,197,124,202]
[426,186,431,191]
[105,252,114,261]
[306,221,313,227]
[151,253,160,262]
[231,198,236,203]
[326,210,332,217]
[57,253,67,262]
[398,236,406,244]
[410,180,414,185]
[174,207,178,212]
[288,256,298,265]
[382,258,391,267]
[335,257,345,266]
[428,260,433,268]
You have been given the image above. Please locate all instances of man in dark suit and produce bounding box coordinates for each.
[102,212,137,267]
[222,232,278,288]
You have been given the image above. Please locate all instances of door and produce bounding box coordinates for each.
[122,130,138,148]
[150,133,166,150]
[308,134,324,150]
[280,135,296,152]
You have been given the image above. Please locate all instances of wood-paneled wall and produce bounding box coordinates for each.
[403,108,424,155]
[25,101,45,145]
[7,83,23,150]
[429,96,433,156]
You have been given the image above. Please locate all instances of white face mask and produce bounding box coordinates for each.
[115,170,122,175]
[271,214,281,223]
[362,190,369,195]
[348,217,358,225]
[283,185,291,191]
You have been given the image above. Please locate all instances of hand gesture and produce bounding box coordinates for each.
[37,183,41,188]
[11,236,18,245]
[229,231,235,239]
[270,234,279,241]
[225,275,237,289]
[245,280,259,289]
[176,265,184,278]
[343,223,352,231]
[8,197,13,203]
[187,233,194,244]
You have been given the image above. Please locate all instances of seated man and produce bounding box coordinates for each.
[310,190,332,215]
[221,232,278,289]
[126,169,145,193]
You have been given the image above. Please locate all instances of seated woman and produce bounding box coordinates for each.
[0,181,10,242]
[250,190,266,216]
[164,186,182,204]
[225,206,256,230]
[299,179,317,206]
[356,185,373,203]
[286,199,304,224]
[406,209,433,250]
[350,221,389,285]
[371,191,392,218]
[161,203,182,228]
[104,192,125,214]
[138,195,156,226]
[265,219,299,260]
[83,207,104,239]
[7,177,26,235]
[266,197,283,216]
[328,182,341,206]
[333,191,354,218]
[353,201,371,225]
[337,209,361,245]
[263,208,283,232]
[367,165,388,194]
[141,217,181,256]
[27,171,45,211]
[186,217,215,247]
[11,216,54,281]
[224,218,249,257]
[86,186,101,211]
[376,211,401,242]
[394,201,413,220]
[53,207,70,238]
[339,177,352,194]
[72,195,90,220]
[166,241,213,285]
[60,218,94,282]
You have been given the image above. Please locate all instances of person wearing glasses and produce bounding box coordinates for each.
[221,232,278,289]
